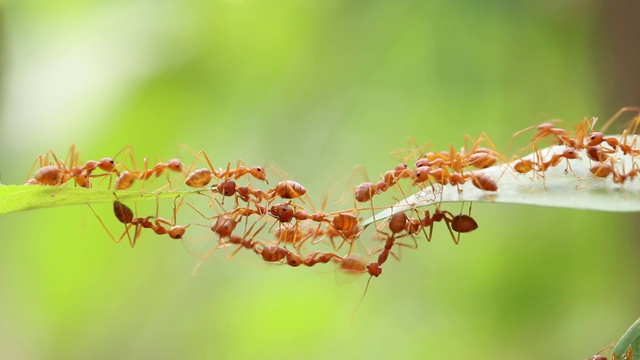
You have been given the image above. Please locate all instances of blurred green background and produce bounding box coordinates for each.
[1,1,639,359]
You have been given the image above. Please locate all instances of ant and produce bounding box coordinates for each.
[217,159,269,184]
[267,202,305,246]
[413,166,498,192]
[511,120,571,152]
[498,149,548,188]
[210,179,271,206]
[186,198,257,243]
[228,202,268,219]
[538,147,582,174]
[586,131,640,157]
[418,203,478,244]
[92,195,189,247]
[137,157,185,191]
[607,158,640,185]
[335,254,382,277]
[234,184,271,203]
[184,154,269,188]
[269,201,333,228]
[209,160,272,204]
[283,248,351,268]
[268,201,337,249]
[585,344,633,360]
[26,146,120,187]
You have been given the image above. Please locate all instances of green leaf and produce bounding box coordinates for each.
[0,185,202,215]
[613,317,640,360]
[363,140,640,226]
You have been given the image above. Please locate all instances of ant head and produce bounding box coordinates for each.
[415,158,430,168]
[250,166,268,183]
[587,132,604,146]
[98,158,116,172]
[167,159,183,172]
[563,148,581,160]
[269,202,294,222]
[169,224,189,239]
[367,263,382,277]
[394,163,408,172]
[286,252,303,267]
[413,167,430,183]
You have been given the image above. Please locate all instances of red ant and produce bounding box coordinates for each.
[137,157,185,190]
[586,132,640,157]
[417,203,478,244]
[92,195,189,247]
[414,166,497,192]
[217,159,269,184]
[585,344,632,360]
[511,120,571,151]
[538,147,582,174]
[210,178,271,206]
[606,158,640,186]
[26,145,121,187]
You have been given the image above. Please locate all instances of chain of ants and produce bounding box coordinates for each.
[24,108,640,302]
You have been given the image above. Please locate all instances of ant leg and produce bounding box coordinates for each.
[600,106,640,133]
[87,204,120,243]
